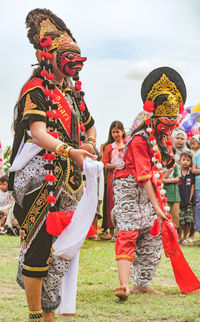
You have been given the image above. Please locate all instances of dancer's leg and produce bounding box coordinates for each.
[24,276,42,310]
[113,260,131,300]
[130,227,163,295]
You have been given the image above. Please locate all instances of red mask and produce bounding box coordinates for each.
[156,121,175,136]
[57,50,87,76]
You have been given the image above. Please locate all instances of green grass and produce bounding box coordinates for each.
[0,235,200,321]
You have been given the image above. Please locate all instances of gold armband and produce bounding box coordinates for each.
[85,136,96,147]
[55,143,74,158]
[86,141,96,150]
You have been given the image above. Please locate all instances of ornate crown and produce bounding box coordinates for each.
[40,18,80,53]
[146,73,183,118]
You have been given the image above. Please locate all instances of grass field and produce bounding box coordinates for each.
[0,234,200,322]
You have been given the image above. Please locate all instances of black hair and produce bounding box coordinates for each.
[0,175,9,183]
[180,150,193,162]
[104,120,125,149]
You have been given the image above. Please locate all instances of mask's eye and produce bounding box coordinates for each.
[66,53,75,60]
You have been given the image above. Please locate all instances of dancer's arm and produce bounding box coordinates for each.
[30,121,96,169]
[80,125,97,154]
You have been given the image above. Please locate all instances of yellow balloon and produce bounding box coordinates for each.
[192,102,200,113]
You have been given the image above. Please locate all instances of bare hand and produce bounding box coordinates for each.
[69,148,97,169]
[79,143,94,154]
[155,208,169,230]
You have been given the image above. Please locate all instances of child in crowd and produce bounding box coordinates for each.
[0,175,10,228]
[190,135,200,155]
[188,135,200,242]
[178,151,195,245]
[162,163,180,229]
[192,143,200,245]
[102,121,125,241]
[173,127,189,163]
[0,175,17,235]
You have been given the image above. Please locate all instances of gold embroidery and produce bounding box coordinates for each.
[23,110,46,117]
[84,114,92,126]
[65,158,83,194]
[116,254,134,259]
[21,160,63,245]
[23,264,49,272]
[137,174,152,180]
[24,94,37,113]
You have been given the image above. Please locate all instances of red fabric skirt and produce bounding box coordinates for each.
[106,170,114,228]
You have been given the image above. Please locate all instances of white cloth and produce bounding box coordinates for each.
[56,252,80,315]
[9,131,42,172]
[54,157,103,314]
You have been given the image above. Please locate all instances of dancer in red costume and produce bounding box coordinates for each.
[113,67,188,300]
[9,8,97,321]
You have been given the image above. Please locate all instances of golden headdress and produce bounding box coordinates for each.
[26,8,80,54]
[141,67,186,122]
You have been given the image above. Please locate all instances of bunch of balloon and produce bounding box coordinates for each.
[180,102,200,139]
[187,123,199,140]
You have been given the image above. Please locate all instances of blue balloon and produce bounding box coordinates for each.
[182,112,200,132]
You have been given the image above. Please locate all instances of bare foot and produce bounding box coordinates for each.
[113,286,129,300]
[131,285,164,295]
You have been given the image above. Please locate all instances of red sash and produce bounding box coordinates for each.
[151,172,200,293]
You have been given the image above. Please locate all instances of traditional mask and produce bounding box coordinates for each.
[56,49,87,76]
[154,118,175,136]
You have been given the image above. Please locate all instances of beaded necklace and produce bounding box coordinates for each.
[39,35,86,220]
[144,118,175,234]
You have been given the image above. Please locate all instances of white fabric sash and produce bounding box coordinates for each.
[55,157,103,315]
[9,131,43,172]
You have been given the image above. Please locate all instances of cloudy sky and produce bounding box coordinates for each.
[0,0,200,149]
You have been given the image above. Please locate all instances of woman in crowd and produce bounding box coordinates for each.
[102,121,125,240]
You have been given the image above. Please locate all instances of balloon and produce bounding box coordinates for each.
[187,123,199,140]
[191,102,200,113]
[186,106,194,113]
[181,112,200,132]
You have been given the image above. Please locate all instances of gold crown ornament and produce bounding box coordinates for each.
[146,73,183,118]
[140,67,186,127]
[40,18,80,53]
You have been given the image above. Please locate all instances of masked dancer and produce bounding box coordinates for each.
[112,67,186,300]
[9,8,96,322]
